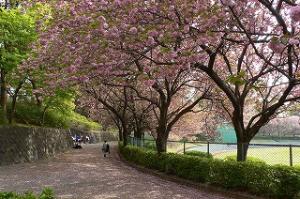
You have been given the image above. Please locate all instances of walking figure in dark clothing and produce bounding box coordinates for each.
[102,140,110,157]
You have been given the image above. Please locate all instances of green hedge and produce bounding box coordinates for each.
[119,145,300,199]
[0,188,54,199]
[224,155,266,163]
[143,140,157,151]
[185,150,213,159]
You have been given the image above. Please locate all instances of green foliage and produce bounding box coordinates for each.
[226,70,246,86]
[209,158,247,189]
[143,140,156,151]
[3,88,100,130]
[39,188,54,199]
[9,100,99,130]
[185,151,213,159]
[120,145,300,199]
[165,153,211,183]
[0,108,7,124]
[0,188,54,199]
[272,165,300,199]
[66,111,100,131]
[224,155,266,163]
[0,8,36,72]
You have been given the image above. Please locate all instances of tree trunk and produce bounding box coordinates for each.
[121,122,129,146]
[156,132,168,153]
[237,140,249,161]
[9,80,24,124]
[30,80,42,107]
[117,123,123,141]
[122,129,128,146]
[232,114,250,161]
[41,106,49,126]
[9,95,17,124]
[134,128,144,146]
[119,129,123,142]
[0,69,7,123]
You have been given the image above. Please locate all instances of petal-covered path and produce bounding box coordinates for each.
[0,144,236,199]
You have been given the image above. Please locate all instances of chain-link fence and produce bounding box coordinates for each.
[127,136,300,166]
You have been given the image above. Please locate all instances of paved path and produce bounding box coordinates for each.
[0,144,236,199]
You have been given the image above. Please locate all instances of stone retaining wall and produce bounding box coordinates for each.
[0,126,73,166]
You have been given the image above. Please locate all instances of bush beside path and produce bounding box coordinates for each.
[0,144,235,199]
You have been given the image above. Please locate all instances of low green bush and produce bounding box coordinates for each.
[272,165,300,199]
[294,164,300,170]
[120,145,300,199]
[225,155,266,163]
[143,140,156,151]
[185,151,213,159]
[0,188,54,199]
[165,153,211,182]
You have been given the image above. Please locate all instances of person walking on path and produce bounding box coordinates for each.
[102,140,110,157]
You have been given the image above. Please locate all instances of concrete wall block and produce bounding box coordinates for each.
[0,126,73,166]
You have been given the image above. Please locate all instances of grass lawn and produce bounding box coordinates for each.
[167,142,203,153]
[214,146,300,166]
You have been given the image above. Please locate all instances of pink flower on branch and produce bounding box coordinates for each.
[66,65,77,73]
[290,6,300,22]
[220,0,236,7]
[268,38,285,54]
[129,27,138,35]
[289,38,299,45]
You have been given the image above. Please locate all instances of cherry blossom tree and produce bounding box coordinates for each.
[29,1,213,152]
[192,0,300,160]
[29,0,300,160]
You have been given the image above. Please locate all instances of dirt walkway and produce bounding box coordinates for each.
[0,144,235,199]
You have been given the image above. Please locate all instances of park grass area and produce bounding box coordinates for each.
[167,142,203,153]
[214,146,300,166]
[141,139,202,153]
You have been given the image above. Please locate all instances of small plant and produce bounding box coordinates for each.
[0,188,54,199]
[39,188,54,199]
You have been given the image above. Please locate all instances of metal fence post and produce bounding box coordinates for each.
[207,141,210,157]
[290,145,293,167]
[183,141,186,154]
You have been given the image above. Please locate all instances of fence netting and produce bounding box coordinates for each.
[127,136,300,166]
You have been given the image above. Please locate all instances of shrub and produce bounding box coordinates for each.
[272,165,300,198]
[166,153,211,182]
[225,155,266,163]
[294,164,300,170]
[241,161,275,196]
[209,158,247,189]
[0,188,54,199]
[185,151,213,159]
[120,145,300,199]
[143,140,156,151]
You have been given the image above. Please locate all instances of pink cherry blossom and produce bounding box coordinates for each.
[66,65,77,73]
[289,38,299,45]
[221,0,236,7]
[129,27,138,35]
[290,6,300,22]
